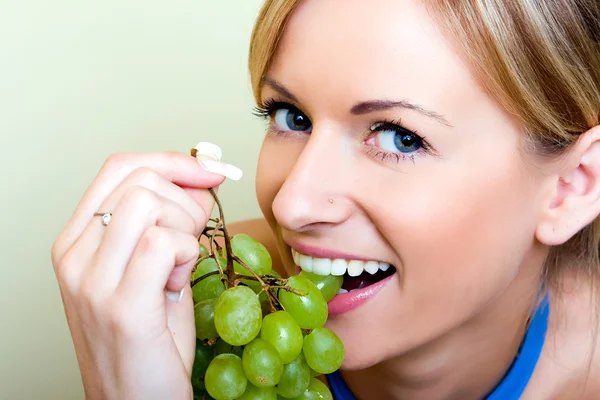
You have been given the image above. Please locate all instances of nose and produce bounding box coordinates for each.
[271,129,353,232]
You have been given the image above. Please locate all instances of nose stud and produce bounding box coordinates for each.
[328,198,334,204]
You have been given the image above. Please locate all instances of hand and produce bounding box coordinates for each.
[51,148,240,399]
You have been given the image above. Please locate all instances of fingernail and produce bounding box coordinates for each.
[193,141,243,181]
[166,288,184,303]
[194,142,223,162]
[199,159,243,181]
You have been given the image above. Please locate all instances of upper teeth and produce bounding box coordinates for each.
[292,249,391,277]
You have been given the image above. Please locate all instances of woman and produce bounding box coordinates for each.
[51,0,600,398]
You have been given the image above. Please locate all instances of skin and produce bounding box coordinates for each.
[248,0,600,398]
[52,0,600,398]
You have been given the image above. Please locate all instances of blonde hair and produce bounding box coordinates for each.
[248,0,600,288]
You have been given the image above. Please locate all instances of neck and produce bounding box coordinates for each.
[341,257,545,400]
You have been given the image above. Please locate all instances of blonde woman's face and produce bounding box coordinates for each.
[255,0,550,369]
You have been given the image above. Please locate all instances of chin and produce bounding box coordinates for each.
[325,318,395,371]
[338,353,382,371]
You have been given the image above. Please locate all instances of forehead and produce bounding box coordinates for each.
[265,0,488,122]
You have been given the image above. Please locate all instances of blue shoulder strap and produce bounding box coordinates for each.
[327,294,550,400]
[327,369,357,400]
[484,294,549,399]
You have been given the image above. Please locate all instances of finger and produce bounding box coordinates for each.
[53,151,226,264]
[117,226,199,303]
[165,281,196,373]
[86,186,201,292]
[99,166,210,237]
[68,166,215,285]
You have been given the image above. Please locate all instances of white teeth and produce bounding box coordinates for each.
[331,259,348,276]
[347,260,364,277]
[364,261,379,275]
[312,258,332,275]
[298,254,313,272]
[292,249,300,266]
[291,249,393,277]
[338,288,349,294]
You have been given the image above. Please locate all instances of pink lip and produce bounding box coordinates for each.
[286,241,378,262]
[328,274,395,316]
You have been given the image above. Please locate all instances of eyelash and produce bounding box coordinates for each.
[365,119,433,163]
[253,99,435,164]
[253,99,311,140]
[253,99,297,121]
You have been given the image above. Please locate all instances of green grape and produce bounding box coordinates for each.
[213,339,244,358]
[295,378,333,400]
[191,340,215,392]
[240,278,267,310]
[214,286,262,346]
[204,354,247,400]
[242,338,284,387]
[231,233,273,276]
[199,243,210,258]
[213,338,230,356]
[302,328,344,375]
[192,257,227,304]
[309,368,320,378]
[194,298,219,340]
[278,275,328,329]
[299,271,343,302]
[236,383,278,400]
[275,353,311,398]
[260,310,303,364]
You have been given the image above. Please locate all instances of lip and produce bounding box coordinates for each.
[285,240,382,262]
[327,274,395,317]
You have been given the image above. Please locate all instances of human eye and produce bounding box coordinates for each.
[364,120,434,163]
[253,99,312,135]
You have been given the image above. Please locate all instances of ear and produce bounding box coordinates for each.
[536,125,600,246]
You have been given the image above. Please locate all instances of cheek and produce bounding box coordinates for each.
[372,151,540,308]
[256,138,288,221]
[255,137,304,266]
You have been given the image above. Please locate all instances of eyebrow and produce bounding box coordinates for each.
[262,77,452,127]
[262,77,299,103]
[351,100,452,127]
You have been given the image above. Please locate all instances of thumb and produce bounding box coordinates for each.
[166,282,197,373]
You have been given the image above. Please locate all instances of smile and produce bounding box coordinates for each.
[291,248,397,316]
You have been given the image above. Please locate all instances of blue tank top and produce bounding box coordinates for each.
[327,295,550,399]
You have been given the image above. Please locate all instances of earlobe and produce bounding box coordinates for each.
[536,125,600,246]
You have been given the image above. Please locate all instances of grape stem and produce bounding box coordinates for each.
[190,270,221,288]
[202,226,216,236]
[208,221,226,284]
[191,149,306,308]
[264,288,281,313]
[193,254,213,270]
[209,188,237,288]
[269,285,307,296]
[232,254,288,312]
[231,255,267,286]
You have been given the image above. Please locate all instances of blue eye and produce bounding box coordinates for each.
[370,122,423,154]
[274,108,312,132]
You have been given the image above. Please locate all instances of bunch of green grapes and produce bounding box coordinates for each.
[190,227,345,400]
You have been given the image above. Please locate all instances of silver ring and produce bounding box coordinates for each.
[93,212,112,226]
